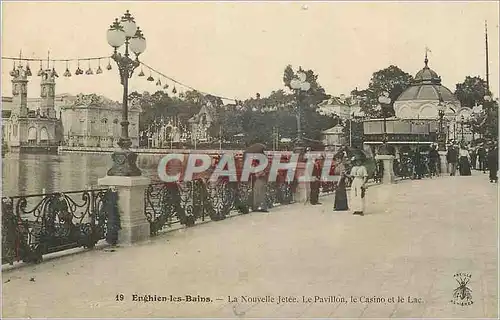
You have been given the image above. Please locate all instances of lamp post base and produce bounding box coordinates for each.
[107,149,142,177]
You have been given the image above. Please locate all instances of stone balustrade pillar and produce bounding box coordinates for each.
[293,161,310,204]
[375,154,396,184]
[439,151,448,175]
[98,176,151,245]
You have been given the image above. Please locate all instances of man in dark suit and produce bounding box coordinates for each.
[477,145,487,172]
[487,142,498,183]
[309,155,323,205]
[446,144,459,176]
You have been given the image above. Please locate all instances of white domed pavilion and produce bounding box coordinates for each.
[393,55,463,120]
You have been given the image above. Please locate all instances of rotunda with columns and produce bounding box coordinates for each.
[393,55,473,141]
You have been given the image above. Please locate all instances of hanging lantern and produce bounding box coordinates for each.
[51,60,58,77]
[26,62,32,77]
[96,59,103,74]
[138,67,145,77]
[76,60,83,75]
[9,62,16,76]
[147,71,154,81]
[156,79,161,86]
[106,58,112,70]
[63,61,72,77]
[163,83,169,90]
[172,86,177,94]
[85,61,93,75]
[37,61,44,76]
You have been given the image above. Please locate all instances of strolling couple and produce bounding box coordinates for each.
[334,156,368,216]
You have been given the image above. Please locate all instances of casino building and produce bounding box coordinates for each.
[363,54,473,156]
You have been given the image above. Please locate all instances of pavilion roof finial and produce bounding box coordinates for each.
[424,46,431,67]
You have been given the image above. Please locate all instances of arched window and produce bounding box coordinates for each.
[27,127,37,144]
[40,127,49,141]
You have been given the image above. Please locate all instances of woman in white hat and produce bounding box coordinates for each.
[349,155,368,216]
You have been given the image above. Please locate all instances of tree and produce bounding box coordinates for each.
[483,99,499,140]
[133,90,201,132]
[208,108,244,142]
[352,65,413,117]
[454,76,490,109]
[342,119,364,148]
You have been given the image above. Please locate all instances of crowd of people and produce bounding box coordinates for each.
[445,140,498,182]
[331,139,498,217]
[207,140,497,218]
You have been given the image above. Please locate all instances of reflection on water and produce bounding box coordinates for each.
[2,153,166,197]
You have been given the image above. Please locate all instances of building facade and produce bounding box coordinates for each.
[2,65,62,153]
[321,124,346,152]
[363,55,469,155]
[392,55,471,142]
[187,101,217,144]
[317,94,361,119]
[60,94,141,148]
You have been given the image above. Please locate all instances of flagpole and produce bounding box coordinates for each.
[485,20,490,92]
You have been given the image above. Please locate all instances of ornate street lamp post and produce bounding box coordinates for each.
[437,101,446,151]
[106,10,147,176]
[460,115,465,142]
[290,72,311,147]
[377,93,392,155]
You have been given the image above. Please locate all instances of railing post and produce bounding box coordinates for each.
[98,176,151,245]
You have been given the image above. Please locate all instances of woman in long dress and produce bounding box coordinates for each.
[458,145,472,176]
[350,158,368,216]
[334,172,349,211]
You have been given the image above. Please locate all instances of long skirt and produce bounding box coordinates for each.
[294,181,310,204]
[489,162,498,181]
[334,181,348,211]
[310,180,320,205]
[350,178,365,212]
[459,156,471,176]
[252,177,268,211]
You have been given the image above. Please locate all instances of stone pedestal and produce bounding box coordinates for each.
[98,175,151,245]
[294,182,310,204]
[438,151,448,174]
[375,154,396,184]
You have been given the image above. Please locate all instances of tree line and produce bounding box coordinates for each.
[134,63,498,148]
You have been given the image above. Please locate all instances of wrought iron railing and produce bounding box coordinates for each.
[1,188,119,265]
[145,179,297,235]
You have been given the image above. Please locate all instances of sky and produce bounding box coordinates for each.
[1,1,499,103]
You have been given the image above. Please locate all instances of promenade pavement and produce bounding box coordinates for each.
[2,171,498,318]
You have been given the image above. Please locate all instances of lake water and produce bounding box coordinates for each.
[2,153,167,197]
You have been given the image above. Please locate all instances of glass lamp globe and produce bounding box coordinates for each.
[121,10,137,38]
[300,81,311,91]
[107,19,126,48]
[290,79,301,89]
[129,32,146,55]
[378,96,391,105]
[484,95,492,102]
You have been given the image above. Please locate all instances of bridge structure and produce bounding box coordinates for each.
[1,171,497,318]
